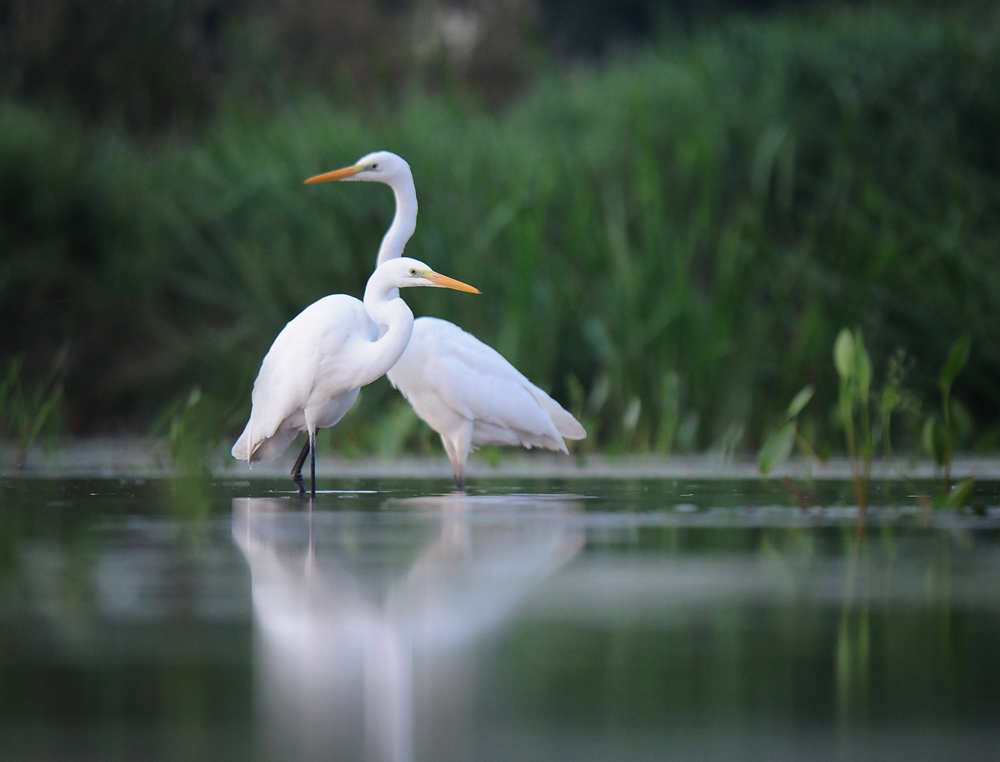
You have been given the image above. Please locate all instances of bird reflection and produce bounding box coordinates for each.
[232,493,583,762]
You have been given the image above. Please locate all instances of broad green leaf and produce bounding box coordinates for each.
[939,332,971,396]
[786,385,814,419]
[854,330,872,402]
[950,399,974,448]
[834,328,854,381]
[922,416,948,467]
[921,416,935,457]
[940,477,975,510]
[759,420,797,475]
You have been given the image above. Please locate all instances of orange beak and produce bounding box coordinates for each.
[303,164,364,185]
[422,270,481,294]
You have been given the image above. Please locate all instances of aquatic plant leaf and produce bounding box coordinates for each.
[949,399,974,448]
[622,396,641,432]
[834,329,855,381]
[759,420,796,475]
[941,477,975,510]
[854,330,872,402]
[939,332,971,396]
[786,385,814,419]
[922,416,948,467]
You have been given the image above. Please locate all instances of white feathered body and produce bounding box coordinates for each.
[387,317,585,472]
[232,294,383,463]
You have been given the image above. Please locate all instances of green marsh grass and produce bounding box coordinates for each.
[2,6,999,459]
[0,354,65,469]
[923,332,973,486]
[759,326,980,514]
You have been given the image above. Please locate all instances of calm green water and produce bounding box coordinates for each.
[1,476,999,762]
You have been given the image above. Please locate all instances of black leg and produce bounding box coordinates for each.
[310,429,317,498]
[455,471,466,492]
[291,438,310,496]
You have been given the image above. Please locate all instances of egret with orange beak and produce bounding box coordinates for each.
[231,256,479,496]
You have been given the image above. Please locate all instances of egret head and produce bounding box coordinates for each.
[304,151,411,186]
[379,257,480,293]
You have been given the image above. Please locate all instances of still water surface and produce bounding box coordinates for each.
[2,476,999,761]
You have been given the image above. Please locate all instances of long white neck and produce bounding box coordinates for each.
[376,176,418,266]
[359,271,416,384]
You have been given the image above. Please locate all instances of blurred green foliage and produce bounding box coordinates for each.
[1,4,999,458]
[923,331,974,484]
[0,352,65,469]
[758,328,975,511]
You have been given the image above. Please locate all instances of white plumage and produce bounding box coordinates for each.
[388,318,586,487]
[231,295,374,464]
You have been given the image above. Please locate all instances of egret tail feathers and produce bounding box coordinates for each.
[531,389,586,441]
[231,419,298,463]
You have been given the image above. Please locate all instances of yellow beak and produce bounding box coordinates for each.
[422,270,481,294]
[303,164,364,184]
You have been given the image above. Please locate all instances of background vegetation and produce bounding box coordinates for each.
[1,0,998,459]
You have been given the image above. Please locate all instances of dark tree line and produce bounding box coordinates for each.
[0,0,939,130]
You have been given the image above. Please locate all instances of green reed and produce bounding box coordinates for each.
[0,354,65,469]
[759,327,978,512]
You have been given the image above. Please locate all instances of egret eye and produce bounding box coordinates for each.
[409,268,417,275]
[371,163,379,170]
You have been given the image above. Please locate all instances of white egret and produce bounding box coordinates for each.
[231,256,480,496]
[305,152,586,490]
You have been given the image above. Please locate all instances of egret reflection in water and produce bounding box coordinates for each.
[232,493,583,762]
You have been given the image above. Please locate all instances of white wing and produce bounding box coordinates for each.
[387,317,585,451]
[232,295,377,462]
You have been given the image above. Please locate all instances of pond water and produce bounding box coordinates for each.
[1,475,999,762]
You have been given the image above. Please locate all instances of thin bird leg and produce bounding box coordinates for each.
[291,438,310,496]
[441,435,466,492]
[447,424,473,492]
[310,429,317,498]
